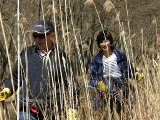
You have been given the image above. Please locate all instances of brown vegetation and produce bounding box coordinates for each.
[0,0,160,120]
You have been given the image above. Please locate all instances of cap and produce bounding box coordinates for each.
[32,20,54,33]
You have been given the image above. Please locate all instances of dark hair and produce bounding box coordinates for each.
[96,30,113,48]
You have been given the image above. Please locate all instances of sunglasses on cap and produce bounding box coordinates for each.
[32,33,51,39]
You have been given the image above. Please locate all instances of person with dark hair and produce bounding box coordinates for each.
[90,29,142,114]
[0,20,78,120]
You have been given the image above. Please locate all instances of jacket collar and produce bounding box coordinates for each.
[112,47,124,62]
[94,47,124,64]
[94,50,103,64]
[34,44,56,53]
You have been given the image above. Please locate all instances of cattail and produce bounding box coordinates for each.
[19,17,28,29]
[115,11,120,21]
[14,13,23,17]
[14,13,28,29]
[151,17,157,24]
[84,0,94,6]
[82,43,89,51]
[103,0,113,12]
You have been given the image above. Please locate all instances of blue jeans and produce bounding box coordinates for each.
[19,111,37,120]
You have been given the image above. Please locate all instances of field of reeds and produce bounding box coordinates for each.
[0,0,160,120]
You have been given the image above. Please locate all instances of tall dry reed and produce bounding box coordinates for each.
[0,0,160,120]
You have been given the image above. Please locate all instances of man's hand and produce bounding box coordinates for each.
[135,72,142,82]
[97,81,108,92]
[67,108,77,120]
[0,88,11,102]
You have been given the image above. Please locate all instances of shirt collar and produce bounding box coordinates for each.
[34,44,55,53]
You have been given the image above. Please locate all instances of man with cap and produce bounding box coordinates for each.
[0,20,78,120]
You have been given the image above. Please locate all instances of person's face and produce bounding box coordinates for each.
[32,32,54,50]
[99,39,111,52]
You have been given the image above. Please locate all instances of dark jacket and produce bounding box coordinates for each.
[90,47,135,87]
[5,45,70,104]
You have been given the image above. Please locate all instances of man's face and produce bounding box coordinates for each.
[32,32,54,50]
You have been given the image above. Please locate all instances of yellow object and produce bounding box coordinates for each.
[0,88,11,102]
[135,72,142,82]
[97,81,108,92]
[67,108,77,120]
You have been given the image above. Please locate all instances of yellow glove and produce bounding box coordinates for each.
[97,81,108,92]
[0,88,11,102]
[67,108,77,120]
[135,72,142,82]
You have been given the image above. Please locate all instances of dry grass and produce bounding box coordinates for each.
[0,0,160,120]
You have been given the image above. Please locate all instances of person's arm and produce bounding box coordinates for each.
[129,61,142,81]
[59,50,79,119]
[89,59,99,87]
[59,50,69,90]
[0,60,22,102]
[90,59,108,92]
[5,60,20,95]
[122,51,142,81]
[61,50,79,102]
[3,51,25,97]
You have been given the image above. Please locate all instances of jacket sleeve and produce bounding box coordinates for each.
[5,51,25,95]
[60,50,80,107]
[128,61,136,79]
[124,53,136,79]
[89,59,99,87]
[59,50,79,90]
[59,50,68,89]
[120,50,136,79]
[5,61,18,94]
